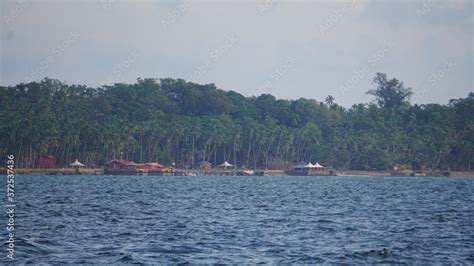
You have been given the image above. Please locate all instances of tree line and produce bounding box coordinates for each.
[1,73,472,171]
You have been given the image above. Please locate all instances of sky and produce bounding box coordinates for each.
[1,0,472,107]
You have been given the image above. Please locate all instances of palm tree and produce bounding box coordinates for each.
[325,95,335,107]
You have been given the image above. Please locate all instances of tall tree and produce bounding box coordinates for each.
[367,72,413,108]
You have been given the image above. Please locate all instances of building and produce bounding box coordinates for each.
[104,160,173,175]
[137,162,165,169]
[196,161,212,169]
[104,160,138,171]
[38,155,56,169]
[137,162,173,173]
[286,162,332,176]
[292,162,326,171]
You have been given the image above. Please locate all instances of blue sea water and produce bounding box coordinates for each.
[1,175,473,264]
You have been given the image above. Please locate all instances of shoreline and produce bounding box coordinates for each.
[337,170,474,177]
[6,168,474,177]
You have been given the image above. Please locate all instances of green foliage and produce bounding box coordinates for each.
[0,74,472,171]
[367,72,413,108]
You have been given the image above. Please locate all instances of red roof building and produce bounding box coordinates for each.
[136,163,165,169]
[38,155,56,169]
[104,160,172,174]
[196,161,212,169]
[104,160,139,170]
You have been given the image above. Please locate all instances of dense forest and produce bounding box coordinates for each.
[1,73,473,171]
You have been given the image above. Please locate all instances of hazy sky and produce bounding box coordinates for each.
[1,0,472,106]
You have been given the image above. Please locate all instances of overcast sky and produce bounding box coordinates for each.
[1,0,472,106]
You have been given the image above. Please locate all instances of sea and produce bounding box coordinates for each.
[1,175,473,264]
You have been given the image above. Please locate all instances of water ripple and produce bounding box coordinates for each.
[0,175,473,264]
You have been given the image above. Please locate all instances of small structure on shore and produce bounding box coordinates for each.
[287,162,331,176]
[70,159,86,168]
[136,162,173,174]
[104,160,173,175]
[105,160,138,170]
[38,155,56,169]
[197,161,212,169]
[138,162,165,169]
[314,162,325,169]
[293,162,326,171]
[217,161,236,169]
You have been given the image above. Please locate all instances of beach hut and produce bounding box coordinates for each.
[70,159,86,168]
[314,162,325,169]
[38,155,56,169]
[217,161,236,169]
[138,162,165,169]
[104,160,138,170]
[293,162,319,170]
[293,163,307,170]
[197,161,212,169]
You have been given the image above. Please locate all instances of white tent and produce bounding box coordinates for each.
[218,161,235,168]
[70,159,85,167]
[314,162,324,168]
[294,162,314,170]
[293,162,326,170]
